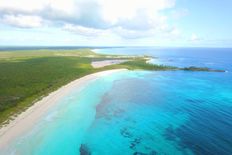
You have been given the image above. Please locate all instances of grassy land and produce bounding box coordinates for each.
[0,49,224,125]
[0,49,142,125]
[110,59,178,70]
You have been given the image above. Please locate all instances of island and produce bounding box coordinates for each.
[0,49,225,126]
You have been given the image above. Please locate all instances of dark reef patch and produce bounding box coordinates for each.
[80,144,91,155]
[133,150,157,155]
[185,99,205,104]
[95,93,111,119]
[130,138,141,149]
[120,127,133,138]
[163,103,232,155]
[163,125,177,141]
[133,152,147,155]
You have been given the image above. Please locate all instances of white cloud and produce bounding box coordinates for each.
[99,0,175,24]
[49,0,76,15]
[112,26,152,39]
[0,0,76,14]
[1,14,43,28]
[0,0,46,13]
[63,24,107,37]
[0,0,181,40]
[171,8,188,19]
[190,33,201,41]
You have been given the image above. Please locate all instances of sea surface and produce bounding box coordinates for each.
[1,47,232,155]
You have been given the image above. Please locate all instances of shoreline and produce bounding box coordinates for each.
[0,69,127,149]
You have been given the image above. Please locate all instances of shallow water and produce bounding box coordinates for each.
[1,47,232,155]
[81,71,232,155]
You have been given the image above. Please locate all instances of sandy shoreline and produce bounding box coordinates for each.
[0,69,126,149]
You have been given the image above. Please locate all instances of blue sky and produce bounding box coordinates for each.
[0,0,231,47]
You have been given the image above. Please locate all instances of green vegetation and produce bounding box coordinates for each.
[0,56,93,124]
[181,66,225,72]
[0,49,96,59]
[0,49,224,125]
[102,58,178,70]
[0,49,135,125]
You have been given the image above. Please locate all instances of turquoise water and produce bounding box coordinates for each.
[1,47,232,155]
[80,71,232,155]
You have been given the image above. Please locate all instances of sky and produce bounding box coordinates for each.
[0,0,231,47]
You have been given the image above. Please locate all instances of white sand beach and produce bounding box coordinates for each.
[0,69,126,149]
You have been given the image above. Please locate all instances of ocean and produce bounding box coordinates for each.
[1,47,232,155]
[94,47,232,71]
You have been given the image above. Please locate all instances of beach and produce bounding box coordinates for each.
[0,69,126,150]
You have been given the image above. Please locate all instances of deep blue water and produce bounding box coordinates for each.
[85,71,232,155]
[93,47,232,154]
[1,47,232,155]
[94,47,232,71]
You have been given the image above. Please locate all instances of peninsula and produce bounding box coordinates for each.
[0,49,225,126]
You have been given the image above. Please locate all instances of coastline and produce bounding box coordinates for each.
[0,69,127,149]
